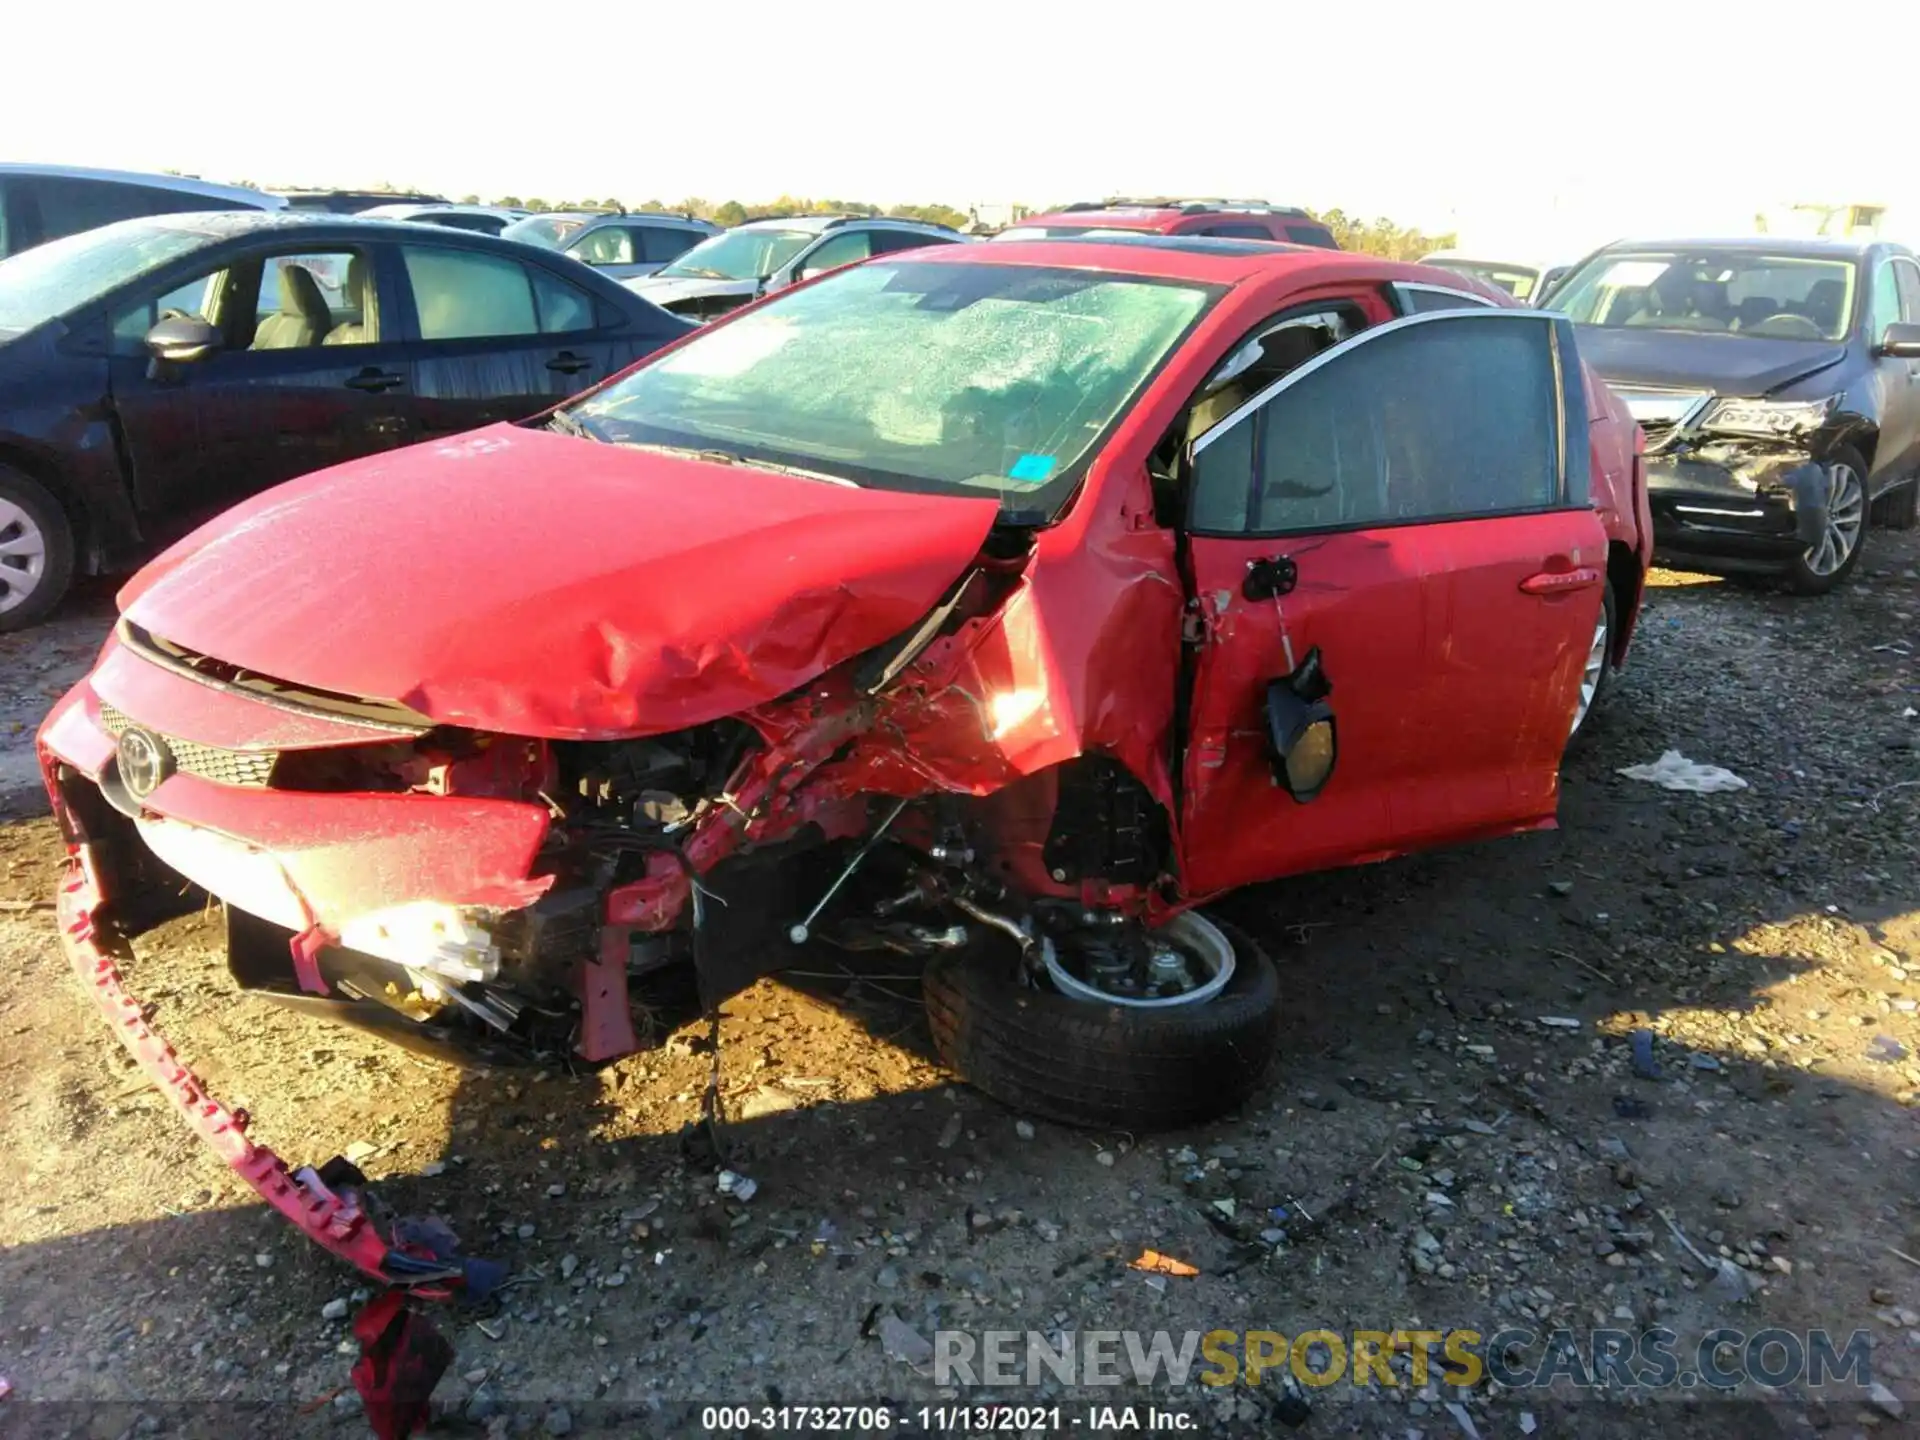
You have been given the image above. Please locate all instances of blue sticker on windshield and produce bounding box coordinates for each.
[1007,454,1057,484]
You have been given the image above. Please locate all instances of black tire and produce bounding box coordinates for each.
[1871,476,1920,531]
[1784,447,1868,596]
[923,916,1282,1130]
[1565,579,1616,752]
[0,466,75,633]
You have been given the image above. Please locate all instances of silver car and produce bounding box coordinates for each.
[0,164,282,259]
[554,214,720,282]
[624,214,964,321]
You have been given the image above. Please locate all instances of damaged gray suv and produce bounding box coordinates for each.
[1554,237,1920,593]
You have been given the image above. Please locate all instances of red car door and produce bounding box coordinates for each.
[1178,308,1607,896]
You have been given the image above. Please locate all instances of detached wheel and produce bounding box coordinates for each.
[1565,579,1616,748]
[1871,476,1920,531]
[923,913,1281,1130]
[1785,450,1867,595]
[0,466,75,632]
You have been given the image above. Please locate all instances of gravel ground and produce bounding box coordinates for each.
[1,540,1917,1440]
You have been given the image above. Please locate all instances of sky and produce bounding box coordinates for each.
[9,0,1919,259]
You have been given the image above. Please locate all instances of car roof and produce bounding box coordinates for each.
[733,214,956,236]
[1422,251,1555,270]
[1019,202,1319,231]
[891,233,1436,287]
[102,209,635,266]
[1596,235,1879,258]
[0,163,283,209]
[573,212,715,230]
[359,202,522,218]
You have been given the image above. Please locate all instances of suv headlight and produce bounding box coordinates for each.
[1701,394,1839,439]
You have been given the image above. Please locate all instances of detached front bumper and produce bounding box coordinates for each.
[36,666,554,1284]
[55,850,423,1286]
[1648,453,1827,575]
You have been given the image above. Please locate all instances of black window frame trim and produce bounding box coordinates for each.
[1186,307,1582,540]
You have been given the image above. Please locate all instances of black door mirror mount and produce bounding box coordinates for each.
[145,315,221,366]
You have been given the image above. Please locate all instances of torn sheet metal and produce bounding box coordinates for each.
[117,426,1001,740]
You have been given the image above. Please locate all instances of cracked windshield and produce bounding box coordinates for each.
[569,260,1213,516]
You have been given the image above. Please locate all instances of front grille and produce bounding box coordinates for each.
[98,704,279,788]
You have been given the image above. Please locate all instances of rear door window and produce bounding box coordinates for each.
[1199,223,1273,240]
[640,226,704,264]
[403,247,539,338]
[403,245,598,338]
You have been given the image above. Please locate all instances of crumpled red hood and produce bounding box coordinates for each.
[119,425,999,738]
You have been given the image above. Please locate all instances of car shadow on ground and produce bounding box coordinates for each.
[1,838,1909,1440]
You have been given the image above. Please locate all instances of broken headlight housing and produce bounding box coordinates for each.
[1701,394,1838,440]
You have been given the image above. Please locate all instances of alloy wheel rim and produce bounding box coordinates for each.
[1804,463,1865,578]
[1044,911,1238,1009]
[0,498,48,615]
[1569,603,1610,736]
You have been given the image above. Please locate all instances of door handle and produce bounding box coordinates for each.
[344,367,405,393]
[1519,566,1602,596]
[546,352,593,376]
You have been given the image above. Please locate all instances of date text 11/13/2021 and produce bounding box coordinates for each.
[701,1405,1199,1432]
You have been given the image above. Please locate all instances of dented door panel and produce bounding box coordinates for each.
[1179,510,1604,895]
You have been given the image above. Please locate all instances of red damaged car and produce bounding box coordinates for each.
[40,235,1649,1279]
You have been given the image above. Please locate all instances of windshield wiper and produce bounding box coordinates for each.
[545,409,594,440]
[613,441,858,488]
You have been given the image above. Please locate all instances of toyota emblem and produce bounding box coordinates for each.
[117,727,174,799]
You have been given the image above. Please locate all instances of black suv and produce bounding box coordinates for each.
[1553,236,1920,593]
[0,210,690,628]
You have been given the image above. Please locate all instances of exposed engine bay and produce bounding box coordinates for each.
[60,546,1213,1071]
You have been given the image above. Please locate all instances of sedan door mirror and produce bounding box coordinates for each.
[1875,321,1920,358]
[145,315,221,364]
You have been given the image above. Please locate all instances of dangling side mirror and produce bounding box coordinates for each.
[1265,647,1336,802]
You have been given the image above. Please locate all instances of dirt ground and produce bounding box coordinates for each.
[1,539,1918,1440]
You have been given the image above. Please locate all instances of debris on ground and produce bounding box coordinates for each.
[1617,750,1749,792]
[717,1169,759,1202]
[1867,1035,1909,1064]
[1629,1028,1662,1079]
[876,1313,934,1372]
[349,1293,453,1440]
[1129,1249,1199,1276]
